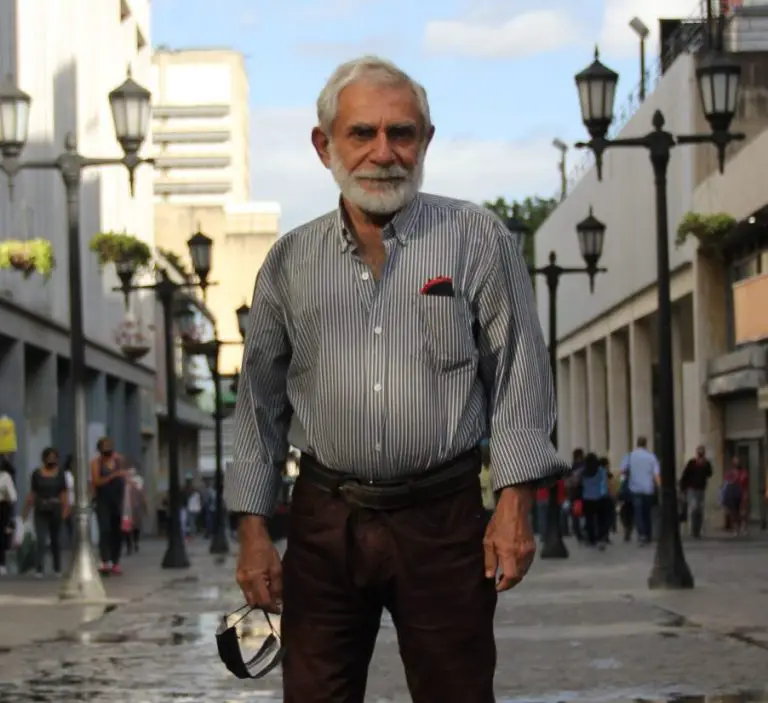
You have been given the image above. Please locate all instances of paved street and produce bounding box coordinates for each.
[1,535,768,702]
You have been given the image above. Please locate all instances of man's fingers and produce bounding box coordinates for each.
[482,536,498,579]
[267,561,284,614]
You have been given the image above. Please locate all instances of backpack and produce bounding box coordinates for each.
[720,480,741,509]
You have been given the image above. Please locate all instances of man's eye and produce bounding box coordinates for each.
[350,127,376,139]
[388,126,417,141]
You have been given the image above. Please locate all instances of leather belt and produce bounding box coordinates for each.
[297,450,481,511]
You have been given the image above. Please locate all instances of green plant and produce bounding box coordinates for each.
[675,212,737,249]
[0,239,55,279]
[89,231,152,269]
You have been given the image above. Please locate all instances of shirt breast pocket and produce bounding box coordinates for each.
[417,295,477,372]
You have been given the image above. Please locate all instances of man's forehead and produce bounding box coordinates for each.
[336,81,420,119]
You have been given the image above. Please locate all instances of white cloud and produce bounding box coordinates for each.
[599,0,702,58]
[250,107,559,233]
[424,9,584,58]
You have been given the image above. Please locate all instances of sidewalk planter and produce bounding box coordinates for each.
[89,231,152,271]
[0,239,55,279]
[675,211,737,255]
[114,312,151,361]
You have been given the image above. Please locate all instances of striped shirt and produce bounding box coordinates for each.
[225,192,569,516]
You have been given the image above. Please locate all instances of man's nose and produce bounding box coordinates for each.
[369,133,395,164]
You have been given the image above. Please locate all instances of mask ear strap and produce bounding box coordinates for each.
[264,611,280,639]
[228,604,256,629]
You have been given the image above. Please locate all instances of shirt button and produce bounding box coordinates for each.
[373,326,382,335]
[374,442,382,452]
[361,272,370,281]
[373,383,382,392]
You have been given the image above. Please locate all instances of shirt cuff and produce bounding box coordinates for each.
[489,428,572,492]
[223,460,281,517]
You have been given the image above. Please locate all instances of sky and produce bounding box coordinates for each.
[152,0,702,232]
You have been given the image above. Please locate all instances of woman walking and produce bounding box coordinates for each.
[0,460,17,576]
[22,447,69,578]
[90,437,127,575]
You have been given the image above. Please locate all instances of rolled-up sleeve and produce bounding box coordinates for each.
[475,217,570,491]
[223,253,292,517]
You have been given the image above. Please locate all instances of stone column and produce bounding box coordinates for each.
[587,342,608,456]
[570,351,589,453]
[557,357,571,456]
[672,306,685,467]
[630,318,654,450]
[24,349,57,483]
[693,251,728,526]
[606,330,631,469]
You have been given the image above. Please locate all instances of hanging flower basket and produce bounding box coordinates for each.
[675,212,737,252]
[0,239,55,279]
[89,231,152,271]
[114,312,151,362]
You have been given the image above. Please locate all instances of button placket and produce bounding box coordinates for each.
[369,280,388,472]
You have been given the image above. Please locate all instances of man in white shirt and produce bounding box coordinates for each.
[620,436,660,545]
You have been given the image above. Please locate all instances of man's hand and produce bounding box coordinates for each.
[483,485,536,592]
[236,515,283,613]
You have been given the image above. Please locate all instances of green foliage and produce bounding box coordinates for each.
[483,196,559,265]
[0,239,55,279]
[675,211,737,249]
[89,231,152,268]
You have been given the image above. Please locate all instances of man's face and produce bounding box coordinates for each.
[100,440,113,455]
[696,446,705,460]
[312,80,434,215]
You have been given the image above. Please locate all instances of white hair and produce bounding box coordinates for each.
[316,55,432,134]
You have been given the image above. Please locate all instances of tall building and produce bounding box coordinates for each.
[0,0,157,504]
[149,47,279,478]
[150,48,251,205]
[535,6,768,528]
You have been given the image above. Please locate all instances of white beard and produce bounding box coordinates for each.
[329,143,424,215]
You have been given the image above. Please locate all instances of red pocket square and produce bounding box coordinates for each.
[420,276,453,295]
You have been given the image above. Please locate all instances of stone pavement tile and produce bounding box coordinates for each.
[0,537,216,649]
[1,537,768,701]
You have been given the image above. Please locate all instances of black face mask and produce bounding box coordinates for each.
[45,462,58,469]
[215,605,285,679]
[101,450,113,458]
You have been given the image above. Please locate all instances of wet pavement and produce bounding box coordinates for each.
[1,537,768,701]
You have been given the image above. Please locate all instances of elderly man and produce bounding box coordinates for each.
[225,55,568,703]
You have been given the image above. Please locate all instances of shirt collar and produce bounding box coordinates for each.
[336,194,423,252]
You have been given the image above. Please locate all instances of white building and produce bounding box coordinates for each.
[0,0,157,499]
[150,48,251,205]
[535,7,768,525]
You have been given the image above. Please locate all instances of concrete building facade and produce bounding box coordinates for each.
[150,49,251,205]
[0,0,157,503]
[535,11,768,526]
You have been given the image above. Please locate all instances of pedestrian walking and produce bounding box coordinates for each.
[21,447,69,578]
[90,437,127,575]
[566,448,586,543]
[123,467,146,555]
[63,455,75,545]
[620,437,660,544]
[0,459,17,576]
[224,54,568,703]
[679,445,713,538]
[581,453,609,548]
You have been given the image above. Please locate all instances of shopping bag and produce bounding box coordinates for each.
[12,516,23,549]
[16,521,36,574]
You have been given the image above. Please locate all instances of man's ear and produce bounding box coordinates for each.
[311,127,331,169]
[425,124,436,148]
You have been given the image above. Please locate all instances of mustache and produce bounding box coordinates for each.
[352,166,411,181]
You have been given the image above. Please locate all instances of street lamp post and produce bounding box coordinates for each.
[573,47,744,589]
[183,305,247,555]
[116,230,214,569]
[507,211,607,559]
[0,71,153,601]
[629,18,650,102]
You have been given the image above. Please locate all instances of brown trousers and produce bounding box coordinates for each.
[281,473,497,703]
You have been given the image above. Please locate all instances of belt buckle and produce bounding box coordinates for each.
[335,477,361,503]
